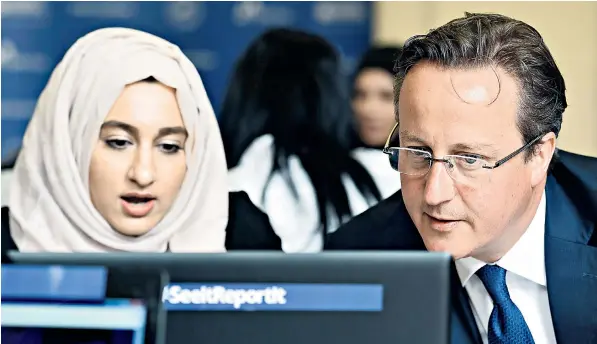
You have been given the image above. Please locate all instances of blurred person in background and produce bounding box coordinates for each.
[221,28,394,253]
[2,27,278,257]
[327,12,597,344]
[352,46,403,149]
[351,46,403,198]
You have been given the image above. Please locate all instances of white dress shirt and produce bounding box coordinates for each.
[455,191,558,344]
[228,135,401,253]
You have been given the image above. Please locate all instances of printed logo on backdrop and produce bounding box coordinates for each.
[1,40,52,74]
[183,49,219,72]
[232,1,296,27]
[1,2,372,159]
[162,283,383,312]
[66,2,139,19]
[0,2,52,28]
[313,2,368,25]
[1,100,38,121]
[165,2,206,32]
[1,2,50,20]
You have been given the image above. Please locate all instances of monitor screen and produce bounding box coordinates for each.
[1,265,150,344]
[6,251,452,344]
[1,299,147,344]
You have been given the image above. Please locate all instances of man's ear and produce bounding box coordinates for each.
[530,132,556,187]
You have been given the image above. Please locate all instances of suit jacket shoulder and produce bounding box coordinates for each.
[325,190,424,250]
[556,150,597,191]
[551,150,597,245]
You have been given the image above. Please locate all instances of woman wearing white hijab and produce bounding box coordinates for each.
[5,28,232,253]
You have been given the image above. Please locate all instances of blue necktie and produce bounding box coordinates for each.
[475,265,535,344]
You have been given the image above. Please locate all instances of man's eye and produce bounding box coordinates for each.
[462,156,480,164]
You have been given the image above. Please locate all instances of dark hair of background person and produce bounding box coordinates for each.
[355,46,403,79]
[351,45,403,149]
[393,12,566,168]
[219,28,382,235]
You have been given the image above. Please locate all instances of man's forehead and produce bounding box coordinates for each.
[449,66,503,106]
[394,63,523,150]
[397,62,520,126]
[399,62,518,105]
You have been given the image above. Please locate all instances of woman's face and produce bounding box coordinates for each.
[352,68,396,147]
[89,81,188,237]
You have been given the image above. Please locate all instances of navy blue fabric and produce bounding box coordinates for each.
[476,265,535,344]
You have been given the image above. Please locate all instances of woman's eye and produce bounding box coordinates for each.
[160,143,182,154]
[105,139,131,150]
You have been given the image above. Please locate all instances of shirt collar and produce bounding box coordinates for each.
[455,190,547,287]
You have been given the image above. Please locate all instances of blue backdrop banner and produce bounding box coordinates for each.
[1,1,372,160]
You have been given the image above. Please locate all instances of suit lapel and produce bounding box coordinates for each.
[545,176,597,343]
[448,169,597,344]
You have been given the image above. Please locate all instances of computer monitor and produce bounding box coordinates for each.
[8,251,452,344]
[1,263,168,344]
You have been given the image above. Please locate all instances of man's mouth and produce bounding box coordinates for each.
[425,213,460,232]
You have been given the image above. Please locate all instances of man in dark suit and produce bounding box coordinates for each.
[326,12,597,344]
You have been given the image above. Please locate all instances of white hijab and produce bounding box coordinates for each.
[8,28,228,253]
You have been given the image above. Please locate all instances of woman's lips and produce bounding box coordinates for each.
[121,199,155,218]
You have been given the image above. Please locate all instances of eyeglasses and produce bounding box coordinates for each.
[382,122,545,182]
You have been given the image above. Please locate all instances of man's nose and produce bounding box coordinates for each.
[424,160,456,206]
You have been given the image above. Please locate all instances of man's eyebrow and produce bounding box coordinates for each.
[452,142,499,153]
[399,130,499,152]
[399,130,427,145]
